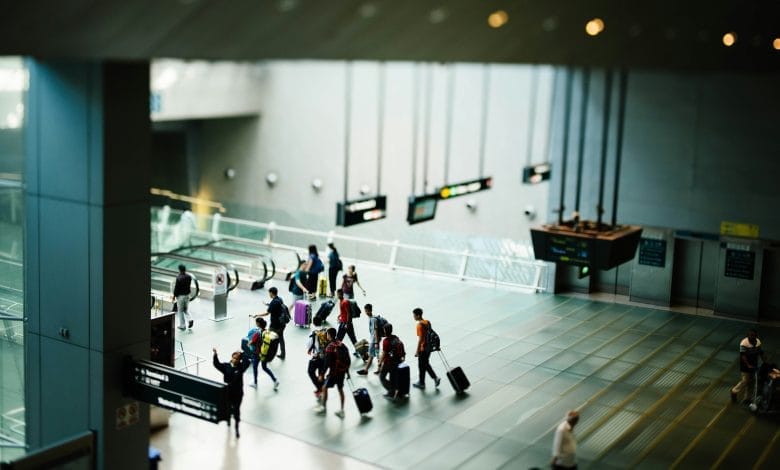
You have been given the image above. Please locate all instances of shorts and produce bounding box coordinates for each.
[368,341,378,358]
[324,373,345,388]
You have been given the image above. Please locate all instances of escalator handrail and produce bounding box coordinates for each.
[175,242,276,283]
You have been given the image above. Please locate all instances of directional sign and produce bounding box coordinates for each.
[336,195,387,227]
[437,177,492,200]
[126,359,228,423]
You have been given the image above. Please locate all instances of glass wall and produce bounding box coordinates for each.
[0,56,27,461]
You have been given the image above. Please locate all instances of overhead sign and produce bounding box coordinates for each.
[522,163,551,184]
[437,176,492,200]
[126,359,228,423]
[336,195,387,227]
[406,194,439,225]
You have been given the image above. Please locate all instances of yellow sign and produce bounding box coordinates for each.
[720,221,759,238]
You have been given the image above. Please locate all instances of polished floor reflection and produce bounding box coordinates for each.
[151,264,780,469]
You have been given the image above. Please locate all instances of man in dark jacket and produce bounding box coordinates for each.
[258,286,286,359]
[212,348,251,438]
[173,264,193,330]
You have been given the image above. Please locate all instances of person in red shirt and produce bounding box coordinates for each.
[335,288,359,355]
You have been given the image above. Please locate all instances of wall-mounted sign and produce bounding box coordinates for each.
[522,163,551,184]
[638,238,667,268]
[126,359,228,423]
[437,177,492,200]
[406,194,439,225]
[336,195,387,227]
[720,221,759,239]
[724,248,755,280]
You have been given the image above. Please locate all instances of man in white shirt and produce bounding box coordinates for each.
[551,410,579,469]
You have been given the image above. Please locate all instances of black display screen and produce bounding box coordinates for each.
[638,238,666,268]
[407,194,438,225]
[545,234,592,266]
[724,249,755,280]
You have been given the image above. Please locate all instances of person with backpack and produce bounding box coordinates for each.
[357,303,384,376]
[412,307,441,390]
[172,263,193,330]
[258,286,288,360]
[341,264,366,300]
[335,288,359,356]
[212,348,251,438]
[306,315,329,398]
[242,316,264,387]
[248,317,280,390]
[303,244,324,300]
[379,323,405,401]
[327,242,342,298]
[315,327,350,418]
[289,259,310,302]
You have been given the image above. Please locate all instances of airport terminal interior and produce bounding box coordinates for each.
[3,1,780,469]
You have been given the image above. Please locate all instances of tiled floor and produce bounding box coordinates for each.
[151,263,780,469]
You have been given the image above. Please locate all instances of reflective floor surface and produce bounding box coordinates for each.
[151,263,780,470]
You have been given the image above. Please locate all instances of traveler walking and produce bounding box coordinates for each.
[341,264,366,300]
[412,308,441,389]
[335,289,359,352]
[248,317,280,390]
[258,286,287,360]
[212,348,251,438]
[315,327,349,418]
[357,303,384,375]
[379,323,405,401]
[327,242,342,298]
[731,329,766,404]
[306,316,329,398]
[303,244,324,299]
[551,410,580,469]
[173,264,193,330]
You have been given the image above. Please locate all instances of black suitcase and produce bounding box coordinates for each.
[396,362,410,397]
[315,300,335,323]
[437,351,470,394]
[347,377,372,414]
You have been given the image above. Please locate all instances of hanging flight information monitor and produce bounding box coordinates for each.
[336,195,387,227]
[522,163,551,184]
[437,176,493,200]
[406,194,439,225]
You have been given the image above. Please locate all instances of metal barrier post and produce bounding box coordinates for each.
[388,240,400,270]
[458,249,469,280]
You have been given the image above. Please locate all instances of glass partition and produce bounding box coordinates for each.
[0,56,27,461]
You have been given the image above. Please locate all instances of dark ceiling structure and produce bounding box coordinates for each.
[1,0,780,72]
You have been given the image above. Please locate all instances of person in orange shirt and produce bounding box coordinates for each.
[412,308,441,389]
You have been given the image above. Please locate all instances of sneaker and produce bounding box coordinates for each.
[435,377,441,388]
[353,351,361,358]
[413,382,425,389]
[335,410,345,419]
[383,393,396,402]
[314,405,326,414]
[177,326,186,330]
[357,369,368,376]
[274,380,280,391]
[248,383,257,388]
[188,320,194,329]
[277,354,286,360]
[730,391,737,404]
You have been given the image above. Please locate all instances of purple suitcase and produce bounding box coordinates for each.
[294,300,311,327]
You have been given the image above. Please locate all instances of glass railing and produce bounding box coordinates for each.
[151,206,550,292]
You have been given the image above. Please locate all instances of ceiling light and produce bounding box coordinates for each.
[722,32,737,47]
[311,178,323,192]
[585,18,605,36]
[266,172,278,187]
[487,10,509,29]
[429,8,448,24]
[773,38,780,50]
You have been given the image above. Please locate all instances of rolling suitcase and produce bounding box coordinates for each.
[396,362,411,397]
[314,300,335,323]
[294,300,311,327]
[437,351,470,394]
[347,376,372,414]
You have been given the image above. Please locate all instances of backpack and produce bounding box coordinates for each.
[280,303,291,325]
[334,256,343,271]
[386,335,405,364]
[259,330,280,362]
[288,273,296,293]
[327,341,351,373]
[374,315,388,338]
[423,321,441,352]
[309,328,329,356]
[349,300,361,319]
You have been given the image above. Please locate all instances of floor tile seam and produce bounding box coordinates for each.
[453,440,524,470]
[752,426,780,470]
[444,384,535,430]
[573,323,730,443]
[511,298,612,342]
[624,358,736,467]
[587,338,739,465]
[519,295,583,317]
[338,412,448,455]
[373,422,472,467]
[413,428,499,469]
[705,416,757,470]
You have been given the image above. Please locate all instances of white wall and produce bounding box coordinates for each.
[189,60,555,245]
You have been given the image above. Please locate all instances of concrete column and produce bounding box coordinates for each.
[24,60,150,469]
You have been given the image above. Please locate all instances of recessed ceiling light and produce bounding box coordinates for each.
[429,7,448,24]
[773,38,780,50]
[722,32,737,47]
[487,10,509,29]
[585,18,605,36]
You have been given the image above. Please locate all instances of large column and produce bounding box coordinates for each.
[24,61,150,469]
